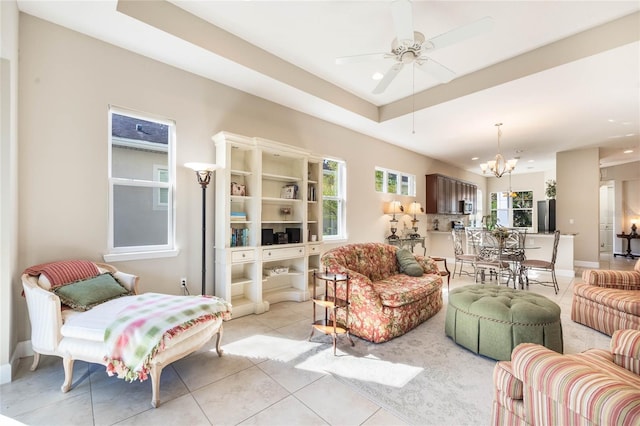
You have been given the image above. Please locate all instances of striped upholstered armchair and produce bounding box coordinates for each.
[491,329,640,425]
[571,259,640,336]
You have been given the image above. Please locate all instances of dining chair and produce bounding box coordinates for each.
[473,231,513,286]
[452,229,477,278]
[520,229,561,294]
[504,229,527,285]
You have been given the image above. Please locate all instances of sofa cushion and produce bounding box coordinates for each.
[611,329,640,375]
[568,349,640,388]
[60,296,137,342]
[573,282,640,316]
[396,249,424,277]
[372,274,441,308]
[582,269,640,290]
[54,273,132,311]
[322,243,399,282]
[417,257,439,274]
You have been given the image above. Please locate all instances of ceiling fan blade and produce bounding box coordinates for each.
[373,63,404,94]
[335,52,387,65]
[416,58,456,83]
[426,16,494,51]
[391,0,414,43]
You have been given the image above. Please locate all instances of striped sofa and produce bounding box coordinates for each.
[571,259,640,336]
[491,329,640,425]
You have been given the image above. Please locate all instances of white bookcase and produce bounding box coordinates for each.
[213,131,323,318]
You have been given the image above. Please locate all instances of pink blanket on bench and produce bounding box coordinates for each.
[104,293,232,382]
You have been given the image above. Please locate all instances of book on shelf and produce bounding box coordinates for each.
[230,227,249,247]
[307,184,316,201]
[230,211,247,221]
[281,184,298,199]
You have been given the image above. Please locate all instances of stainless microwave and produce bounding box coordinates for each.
[459,200,473,214]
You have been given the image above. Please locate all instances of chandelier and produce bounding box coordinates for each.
[480,123,517,178]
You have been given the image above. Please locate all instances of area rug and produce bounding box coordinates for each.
[321,307,496,425]
[300,283,611,426]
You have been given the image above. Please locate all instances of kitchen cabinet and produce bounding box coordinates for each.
[425,174,477,215]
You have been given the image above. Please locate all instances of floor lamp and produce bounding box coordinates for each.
[185,162,218,295]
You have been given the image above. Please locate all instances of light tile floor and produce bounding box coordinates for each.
[1,253,636,426]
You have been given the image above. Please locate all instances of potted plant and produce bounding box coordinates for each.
[545,179,556,199]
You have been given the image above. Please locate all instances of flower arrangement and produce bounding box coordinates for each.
[545,179,556,199]
[491,226,510,241]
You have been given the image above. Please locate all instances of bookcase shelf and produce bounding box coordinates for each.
[213,131,323,318]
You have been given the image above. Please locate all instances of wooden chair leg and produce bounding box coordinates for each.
[30,352,41,371]
[61,357,74,393]
[150,363,162,408]
[215,325,224,356]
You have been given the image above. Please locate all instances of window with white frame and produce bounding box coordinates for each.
[374,167,416,196]
[490,190,533,228]
[106,107,177,260]
[322,158,346,239]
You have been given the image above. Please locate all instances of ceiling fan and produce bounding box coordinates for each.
[336,0,493,94]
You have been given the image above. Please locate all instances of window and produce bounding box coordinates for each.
[323,158,346,240]
[490,190,533,228]
[153,165,169,209]
[105,107,177,261]
[375,167,415,196]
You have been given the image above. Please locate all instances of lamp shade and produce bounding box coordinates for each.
[185,162,218,172]
[407,202,423,215]
[385,201,404,215]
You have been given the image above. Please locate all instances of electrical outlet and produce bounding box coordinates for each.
[180,277,187,287]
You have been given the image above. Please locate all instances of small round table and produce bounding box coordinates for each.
[445,284,563,361]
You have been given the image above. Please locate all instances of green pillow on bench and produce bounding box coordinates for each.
[53,273,131,311]
[396,249,424,277]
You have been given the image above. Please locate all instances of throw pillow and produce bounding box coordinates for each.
[53,273,131,311]
[417,257,438,274]
[396,249,424,277]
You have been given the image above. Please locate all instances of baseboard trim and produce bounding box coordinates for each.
[556,269,575,278]
[0,340,33,384]
[574,260,600,269]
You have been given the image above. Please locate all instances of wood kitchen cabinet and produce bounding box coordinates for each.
[425,174,477,215]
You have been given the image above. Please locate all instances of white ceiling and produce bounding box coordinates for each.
[17,0,640,175]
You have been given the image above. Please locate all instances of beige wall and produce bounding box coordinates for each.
[601,161,640,254]
[557,148,601,266]
[13,15,482,348]
[0,0,20,383]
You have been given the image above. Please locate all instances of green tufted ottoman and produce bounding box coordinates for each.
[445,285,563,361]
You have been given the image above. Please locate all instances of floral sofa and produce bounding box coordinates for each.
[320,243,443,343]
[491,329,640,425]
[571,259,640,336]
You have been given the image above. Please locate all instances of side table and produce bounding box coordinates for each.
[430,257,451,291]
[310,270,354,355]
[614,234,638,259]
[386,236,427,256]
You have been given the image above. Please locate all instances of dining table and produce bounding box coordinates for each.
[474,229,539,288]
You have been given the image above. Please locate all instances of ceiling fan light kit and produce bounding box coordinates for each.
[335,0,493,94]
[480,123,518,178]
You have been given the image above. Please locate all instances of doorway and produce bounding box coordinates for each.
[599,181,614,253]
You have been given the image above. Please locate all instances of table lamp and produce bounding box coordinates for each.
[407,202,423,238]
[386,201,403,240]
